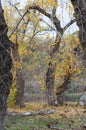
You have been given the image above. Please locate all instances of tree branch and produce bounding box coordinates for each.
[63,19,76,32]
[8,10,30,38]
[9,2,27,24]
[40,19,56,32]
[29,5,63,34]
[29,5,76,35]
[29,5,51,19]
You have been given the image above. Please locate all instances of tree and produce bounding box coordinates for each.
[29,1,76,105]
[0,1,12,129]
[6,4,29,108]
[70,0,86,106]
[55,34,81,105]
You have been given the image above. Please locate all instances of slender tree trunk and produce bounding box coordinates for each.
[0,3,12,130]
[12,44,25,108]
[71,0,86,106]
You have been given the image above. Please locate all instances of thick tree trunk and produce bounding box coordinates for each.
[71,0,86,53]
[56,72,71,105]
[0,5,12,130]
[71,0,86,106]
[46,37,61,106]
[46,62,56,105]
[12,44,25,108]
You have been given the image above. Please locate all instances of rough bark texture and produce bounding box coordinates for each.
[46,62,56,105]
[46,37,61,106]
[12,44,25,108]
[0,7,12,130]
[71,0,86,52]
[71,0,86,106]
[56,72,71,105]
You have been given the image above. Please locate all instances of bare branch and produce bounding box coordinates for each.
[63,19,76,32]
[29,5,51,19]
[29,5,76,35]
[40,19,56,32]
[8,10,30,38]
[29,5,63,34]
[9,2,27,24]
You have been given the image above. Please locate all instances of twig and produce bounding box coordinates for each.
[63,19,76,32]
[8,10,30,38]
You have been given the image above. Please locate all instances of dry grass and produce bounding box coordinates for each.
[6,103,86,130]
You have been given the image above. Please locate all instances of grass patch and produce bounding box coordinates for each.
[4,103,86,130]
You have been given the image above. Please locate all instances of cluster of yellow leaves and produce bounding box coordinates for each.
[35,0,58,9]
[19,45,28,56]
[47,0,58,7]
[13,61,22,69]
[55,35,82,81]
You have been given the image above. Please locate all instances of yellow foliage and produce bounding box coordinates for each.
[47,0,57,7]
[55,35,82,81]
[14,61,22,69]
[19,46,28,56]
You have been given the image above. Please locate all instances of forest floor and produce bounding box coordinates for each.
[4,103,86,130]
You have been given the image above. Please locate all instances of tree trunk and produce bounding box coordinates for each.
[46,62,56,105]
[71,0,86,106]
[12,44,25,108]
[71,0,86,54]
[46,37,61,106]
[0,4,12,130]
[56,72,71,105]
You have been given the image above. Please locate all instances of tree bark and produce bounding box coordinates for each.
[0,4,12,130]
[56,72,71,105]
[46,62,56,105]
[12,44,25,108]
[46,37,61,106]
[71,0,86,52]
[71,0,86,106]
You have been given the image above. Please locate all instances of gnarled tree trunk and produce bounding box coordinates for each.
[71,0,86,106]
[0,2,12,129]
